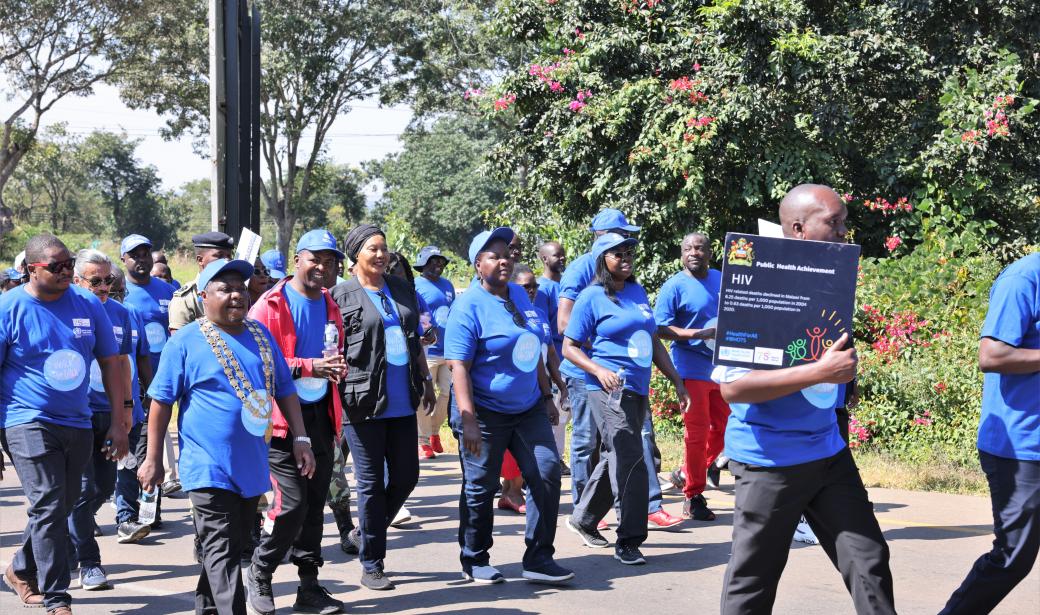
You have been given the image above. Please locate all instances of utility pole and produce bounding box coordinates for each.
[209,0,261,239]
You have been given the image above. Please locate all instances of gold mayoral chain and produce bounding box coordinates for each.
[198,317,275,432]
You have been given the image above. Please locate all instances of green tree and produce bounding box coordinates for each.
[167,178,214,247]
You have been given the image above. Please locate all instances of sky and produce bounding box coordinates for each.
[0,83,413,194]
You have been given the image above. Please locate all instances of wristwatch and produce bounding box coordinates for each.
[294,436,312,446]
[424,374,433,382]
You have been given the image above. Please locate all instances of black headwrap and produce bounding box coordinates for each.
[344,224,385,262]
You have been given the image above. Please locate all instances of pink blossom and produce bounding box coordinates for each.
[576,89,591,102]
[884,235,902,252]
[575,28,585,40]
[563,48,574,56]
[693,62,701,72]
[841,193,853,203]
[463,88,483,100]
[494,93,517,112]
[549,81,564,93]
[569,100,586,112]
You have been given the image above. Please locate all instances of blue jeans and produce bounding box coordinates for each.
[940,451,1040,614]
[450,396,561,571]
[1,420,92,610]
[68,412,117,567]
[567,376,597,506]
[642,414,663,514]
[115,422,144,523]
[343,415,419,573]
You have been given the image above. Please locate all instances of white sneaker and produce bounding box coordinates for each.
[793,516,819,545]
[391,506,412,527]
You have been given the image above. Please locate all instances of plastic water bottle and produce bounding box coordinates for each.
[118,452,138,471]
[608,368,627,410]
[322,320,339,358]
[138,490,158,525]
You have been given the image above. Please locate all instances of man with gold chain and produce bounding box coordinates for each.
[138,258,316,615]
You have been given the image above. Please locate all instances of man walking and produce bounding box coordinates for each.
[536,241,570,470]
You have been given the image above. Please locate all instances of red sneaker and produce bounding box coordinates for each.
[430,435,444,454]
[596,519,609,531]
[418,444,435,459]
[497,497,526,514]
[647,509,683,530]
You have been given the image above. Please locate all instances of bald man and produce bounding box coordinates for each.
[714,184,895,615]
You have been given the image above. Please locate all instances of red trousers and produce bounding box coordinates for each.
[501,450,521,480]
[682,379,730,498]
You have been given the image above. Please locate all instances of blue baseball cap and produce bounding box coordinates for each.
[590,232,638,262]
[120,234,152,256]
[260,250,286,280]
[468,227,515,265]
[4,267,24,280]
[198,258,254,291]
[414,245,450,270]
[589,208,641,233]
[296,229,345,260]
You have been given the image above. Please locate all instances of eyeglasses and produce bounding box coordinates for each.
[84,275,116,288]
[29,258,75,274]
[376,290,394,315]
[503,298,528,329]
[254,267,270,277]
[606,249,635,261]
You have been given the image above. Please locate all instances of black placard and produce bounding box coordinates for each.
[712,233,860,370]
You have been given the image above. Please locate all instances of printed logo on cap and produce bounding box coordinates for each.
[627,329,653,367]
[512,332,541,372]
[145,322,168,352]
[385,326,408,366]
[44,349,86,392]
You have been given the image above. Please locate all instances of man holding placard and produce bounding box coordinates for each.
[713,184,895,615]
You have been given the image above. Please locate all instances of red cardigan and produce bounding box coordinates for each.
[248,277,344,439]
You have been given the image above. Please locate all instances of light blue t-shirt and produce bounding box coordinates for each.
[978,253,1040,461]
[0,285,119,429]
[558,252,596,379]
[415,275,455,357]
[364,286,417,419]
[126,305,151,425]
[535,277,562,358]
[654,269,721,382]
[564,282,657,395]
[284,283,330,404]
[533,305,554,365]
[148,320,295,497]
[88,298,134,413]
[124,277,174,371]
[445,283,544,414]
[713,366,845,467]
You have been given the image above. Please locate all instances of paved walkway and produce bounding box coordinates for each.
[1,455,1036,614]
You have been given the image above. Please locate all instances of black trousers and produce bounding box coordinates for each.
[252,403,335,578]
[573,389,649,550]
[190,488,261,615]
[940,451,1040,614]
[721,448,895,615]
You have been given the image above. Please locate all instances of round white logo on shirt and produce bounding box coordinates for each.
[434,306,450,326]
[240,389,272,437]
[702,317,719,352]
[801,382,839,409]
[89,359,104,392]
[385,326,408,366]
[627,329,653,367]
[295,376,329,403]
[43,349,86,392]
[145,322,167,352]
[512,332,541,373]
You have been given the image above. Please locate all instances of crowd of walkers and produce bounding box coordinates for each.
[0,183,1036,615]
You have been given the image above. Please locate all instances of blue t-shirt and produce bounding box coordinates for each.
[535,277,562,358]
[565,282,657,395]
[713,366,845,467]
[364,286,417,419]
[171,279,181,290]
[88,298,134,413]
[654,269,721,382]
[445,283,544,413]
[0,285,119,429]
[124,277,174,371]
[284,283,330,404]
[558,252,597,379]
[415,275,455,357]
[148,320,295,497]
[978,253,1040,461]
[126,306,151,424]
[533,305,554,365]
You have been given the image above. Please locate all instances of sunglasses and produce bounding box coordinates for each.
[606,249,636,260]
[29,258,76,274]
[376,290,394,315]
[84,275,116,288]
[253,267,270,277]
[503,298,528,329]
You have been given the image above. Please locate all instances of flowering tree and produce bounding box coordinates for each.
[470,0,1038,285]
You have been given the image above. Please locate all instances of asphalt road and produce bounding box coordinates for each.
[1,454,1037,614]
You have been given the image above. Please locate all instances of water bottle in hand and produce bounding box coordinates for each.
[608,368,627,410]
[323,320,339,358]
[138,489,158,525]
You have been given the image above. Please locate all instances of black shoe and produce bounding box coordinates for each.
[332,508,358,555]
[560,462,571,477]
[706,464,721,490]
[245,564,275,615]
[161,479,182,496]
[668,468,686,492]
[360,569,394,591]
[116,521,151,544]
[614,544,646,565]
[150,519,163,530]
[682,494,717,521]
[565,515,609,548]
[293,584,344,614]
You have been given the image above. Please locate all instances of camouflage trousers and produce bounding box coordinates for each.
[327,437,352,512]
